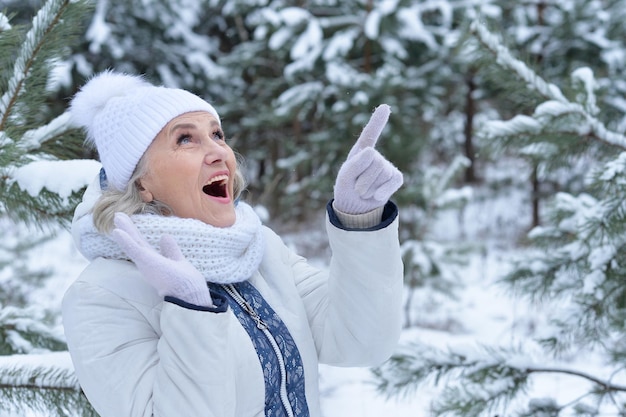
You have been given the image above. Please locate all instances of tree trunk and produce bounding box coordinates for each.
[363,0,373,73]
[464,75,477,183]
[531,163,540,228]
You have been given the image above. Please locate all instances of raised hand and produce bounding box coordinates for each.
[333,104,403,215]
[110,213,213,307]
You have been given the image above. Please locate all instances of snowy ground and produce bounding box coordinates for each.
[24,174,598,417]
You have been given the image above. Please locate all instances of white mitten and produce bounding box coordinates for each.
[333,104,403,215]
[110,213,213,307]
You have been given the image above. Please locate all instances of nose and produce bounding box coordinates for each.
[202,138,227,165]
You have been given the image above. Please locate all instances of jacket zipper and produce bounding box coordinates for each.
[222,284,295,417]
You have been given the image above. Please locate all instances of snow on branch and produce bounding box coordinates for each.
[0,351,79,391]
[572,67,599,115]
[0,12,11,31]
[471,20,626,150]
[17,112,72,152]
[470,20,567,103]
[375,341,626,416]
[10,159,101,201]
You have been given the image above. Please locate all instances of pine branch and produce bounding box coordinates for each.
[0,0,105,226]
[0,0,72,138]
[0,182,81,227]
[524,366,626,392]
[470,19,626,151]
[374,342,625,417]
[0,229,54,306]
[0,352,97,416]
[0,352,78,390]
[470,20,566,103]
[18,112,72,152]
[374,343,529,417]
[0,306,96,415]
[0,305,67,354]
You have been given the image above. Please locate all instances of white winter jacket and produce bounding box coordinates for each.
[62,200,403,417]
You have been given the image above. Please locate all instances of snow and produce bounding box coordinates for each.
[599,152,626,181]
[483,114,540,138]
[268,27,292,51]
[364,10,382,40]
[17,113,73,151]
[379,37,408,59]
[290,20,323,60]
[471,20,569,104]
[602,47,626,71]
[433,186,472,208]
[325,62,361,87]
[278,7,310,26]
[0,12,11,31]
[47,60,74,92]
[474,30,626,152]
[397,7,438,50]
[0,351,78,389]
[377,0,400,15]
[11,159,101,201]
[322,29,358,61]
[274,82,324,115]
[85,0,112,54]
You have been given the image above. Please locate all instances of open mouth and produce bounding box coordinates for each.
[202,174,228,198]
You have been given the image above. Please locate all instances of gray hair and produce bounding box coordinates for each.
[92,154,247,233]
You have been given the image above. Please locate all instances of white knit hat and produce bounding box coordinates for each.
[70,70,221,191]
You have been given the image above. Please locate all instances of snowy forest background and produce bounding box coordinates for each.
[1,0,626,416]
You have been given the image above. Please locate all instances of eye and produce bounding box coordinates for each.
[212,130,225,142]
[176,133,192,145]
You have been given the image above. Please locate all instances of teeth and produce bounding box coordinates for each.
[206,174,228,185]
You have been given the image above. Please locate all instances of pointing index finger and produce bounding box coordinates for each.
[349,104,391,158]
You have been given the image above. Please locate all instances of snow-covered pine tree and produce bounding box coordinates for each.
[469,0,626,229]
[374,19,626,417]
[0,0,89,226]
[0,1,98,415]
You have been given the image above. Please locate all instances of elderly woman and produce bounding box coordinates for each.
[62,71,404,417]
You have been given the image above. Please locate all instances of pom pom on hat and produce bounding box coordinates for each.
[70,71,152,147]
[70,70,221,191]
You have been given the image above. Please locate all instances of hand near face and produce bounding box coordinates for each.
[110,212,213,307]
[333,104,404,215]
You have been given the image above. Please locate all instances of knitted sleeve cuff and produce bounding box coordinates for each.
[327,200,398,231]
[331,202,385,229]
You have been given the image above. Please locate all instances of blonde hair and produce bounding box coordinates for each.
[92,153,247,233]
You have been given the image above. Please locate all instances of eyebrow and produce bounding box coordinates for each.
[170,123,196,133]
[169,120,221,134]
[170,120,220,131]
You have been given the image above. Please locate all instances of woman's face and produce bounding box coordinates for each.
[138,111,237,227]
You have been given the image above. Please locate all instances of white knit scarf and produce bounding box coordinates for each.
[76,202,265,284]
